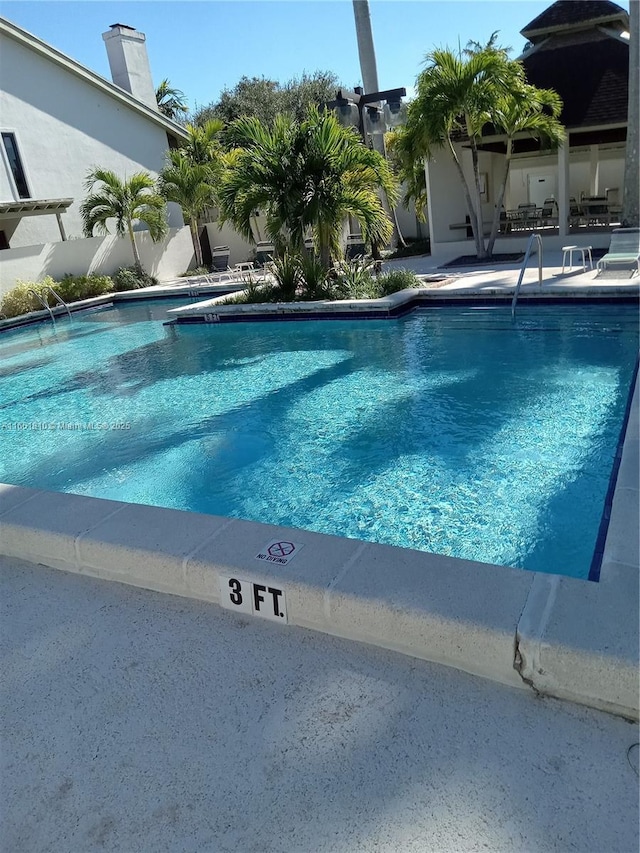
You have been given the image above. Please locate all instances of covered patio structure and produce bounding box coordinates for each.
[425,0,631,258]
[0,197,73,249]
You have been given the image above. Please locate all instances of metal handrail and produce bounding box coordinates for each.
[27,288,56,324]
[41,286,72,320]
[511,233,543,321]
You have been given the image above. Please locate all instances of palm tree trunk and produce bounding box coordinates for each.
[127,220,143,272]
[469,139,488,258]
[487,138,512,257]
[446,136,484,258]
[317,223,332,270]
[190,218,204,268]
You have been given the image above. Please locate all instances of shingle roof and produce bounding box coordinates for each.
[521,1,628,39]
[522,35,629,128]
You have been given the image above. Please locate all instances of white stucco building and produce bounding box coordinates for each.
[0,17,193,289]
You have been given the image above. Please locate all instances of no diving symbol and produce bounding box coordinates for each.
[268,541,295,558]
[256,538,303,565]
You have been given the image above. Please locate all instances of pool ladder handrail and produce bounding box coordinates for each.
[511,233,543,321]
[26,286,72,323]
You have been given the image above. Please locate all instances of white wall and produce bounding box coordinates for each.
[508,147,625,207]
[0,226,193,296]
[204,222,255,266]
[425,151,466,246]
[0,31,182,249]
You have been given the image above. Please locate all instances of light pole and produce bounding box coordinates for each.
[327,86,406,152]
[326,86,407,254]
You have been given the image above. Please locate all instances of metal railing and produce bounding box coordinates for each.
[511,233,543,322]
[27,289,56,324]
[41,286,72,320]
[26,287,71,324]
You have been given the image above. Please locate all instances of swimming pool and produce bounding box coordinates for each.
[0,298,637,579]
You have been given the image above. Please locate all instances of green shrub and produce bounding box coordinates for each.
[375,268,420,296]
[298,253,331,300]
[221,276,280,305]
[112,266,158,292]
[270,250,300,301]
[56,273,114,302]
[0,277,58,318]
[332,257,377,299]
[0,273,116,319]
[179,267,209,278]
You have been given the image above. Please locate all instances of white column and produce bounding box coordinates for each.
[589,144,600,196]
[557,140,569,238]
[56,213,67,241]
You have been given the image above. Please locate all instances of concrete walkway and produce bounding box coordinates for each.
[383,248,639,293]
[2,556,638,853]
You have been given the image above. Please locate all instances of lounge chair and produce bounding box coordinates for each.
[204,246,234,284]
[596,228,640,277]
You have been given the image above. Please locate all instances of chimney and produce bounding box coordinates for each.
[102,23,157,109]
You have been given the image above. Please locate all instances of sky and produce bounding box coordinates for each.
[0,0,631,114]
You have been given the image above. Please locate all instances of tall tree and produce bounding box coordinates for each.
[622,0,639,227]
[392,38,563,258]
[194,72,343,129]
[81,170,167,272]
[155,79,189,121]
[219,106,397,269]
[180,120,225,165]
[158,151,219,268]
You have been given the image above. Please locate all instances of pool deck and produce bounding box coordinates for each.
[165,249,638,324]
[2,553,638,853]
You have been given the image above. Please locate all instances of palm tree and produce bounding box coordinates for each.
[155,79,188,121]
[394,39,517,259]
[218,106,397,269]
[385,127,428,227]
[484,77,563,255]
[158,151,219,268]
[181,119,225,165]
[81,169,167,272]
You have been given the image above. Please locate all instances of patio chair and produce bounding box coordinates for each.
[541,198,558,227]
[204,246,233,284]
[210,246,231,272]
[568,197,583,228]
[596,228,640,277]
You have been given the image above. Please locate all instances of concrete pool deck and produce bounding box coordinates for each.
[2,553,638,852]
[164,248,638,323]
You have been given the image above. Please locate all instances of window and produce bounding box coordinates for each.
[2,133,30,199]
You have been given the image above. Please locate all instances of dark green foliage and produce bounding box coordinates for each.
[220,256,420,305]
[375,268,421,295]
[194,72,343,130]
[112,267,158,292]
[179,267,210,277]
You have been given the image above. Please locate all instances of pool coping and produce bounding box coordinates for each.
[2,278,638,333]
[1,369,637,720]
[166,284,640,324]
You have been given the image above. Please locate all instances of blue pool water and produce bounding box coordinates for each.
[0,299,637,578]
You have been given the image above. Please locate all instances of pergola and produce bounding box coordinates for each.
[0,198,73,245]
